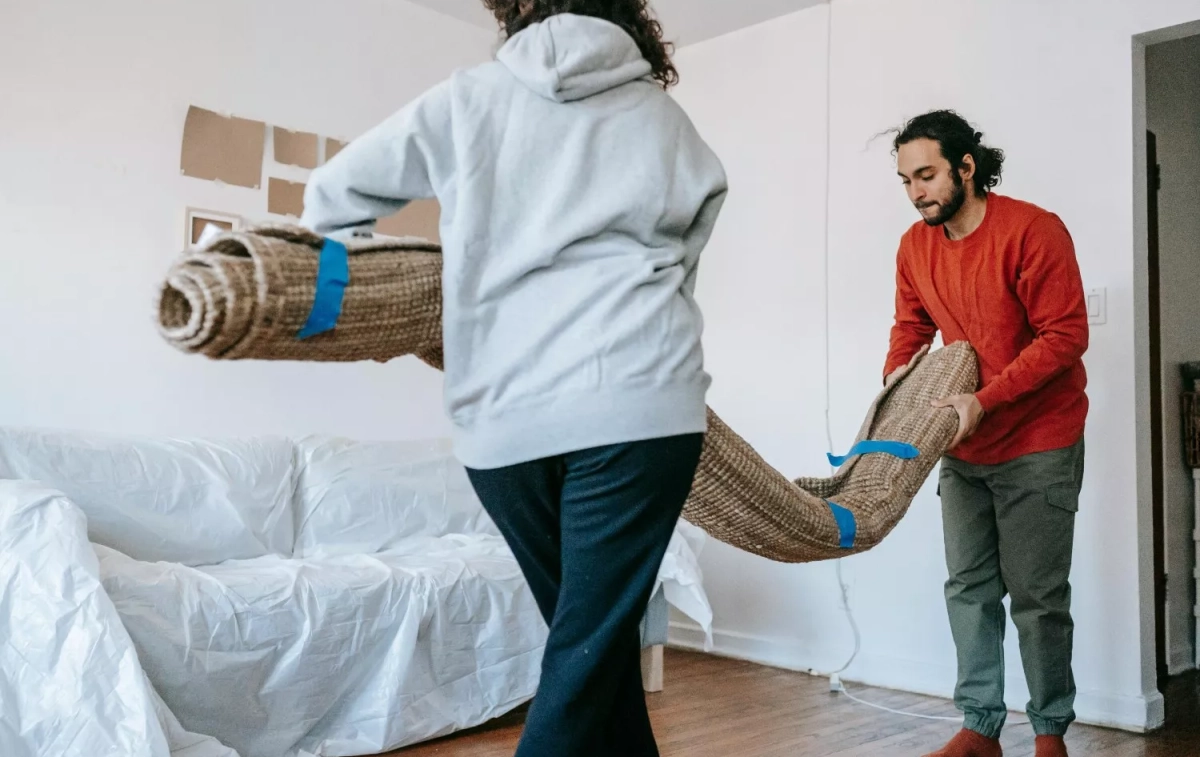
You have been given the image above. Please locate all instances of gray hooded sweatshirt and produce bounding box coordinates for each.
[302,14,728,469]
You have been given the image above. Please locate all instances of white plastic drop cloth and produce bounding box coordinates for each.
[0,481,237,757]
[0,428,713,757]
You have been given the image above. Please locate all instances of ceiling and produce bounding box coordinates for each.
[404,0,827,47]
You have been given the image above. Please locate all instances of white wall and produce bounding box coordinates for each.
[670,8,841,654]
[0,0,493,441]
[1147,33,1200,674]
[671,0,1200,733]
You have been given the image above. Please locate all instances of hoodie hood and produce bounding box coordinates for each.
[497,14,653,103]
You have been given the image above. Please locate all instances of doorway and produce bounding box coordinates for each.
[1137,24,1200,718]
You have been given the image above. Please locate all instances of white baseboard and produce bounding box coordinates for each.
[669,621,822,672]
[669,621,1165,733]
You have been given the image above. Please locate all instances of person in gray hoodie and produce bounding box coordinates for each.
[301,2,727,754]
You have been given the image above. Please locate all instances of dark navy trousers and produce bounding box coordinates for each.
[466,434,703,757]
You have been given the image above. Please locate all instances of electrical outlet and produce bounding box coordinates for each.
[1086,288,1106,325]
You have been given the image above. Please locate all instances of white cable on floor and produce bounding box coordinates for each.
[838,678,1031,726]
[838,683,963,722]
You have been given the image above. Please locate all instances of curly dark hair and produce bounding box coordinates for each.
[892,110,1005,197]
[482,0,678,89]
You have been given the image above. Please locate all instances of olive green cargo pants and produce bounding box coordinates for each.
[938,438,1085,738]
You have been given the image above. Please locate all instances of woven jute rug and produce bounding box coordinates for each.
[158,226,444,365]
[158,226,978,563]
[686,342,977,562]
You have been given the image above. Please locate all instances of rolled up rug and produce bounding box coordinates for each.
[686,342,978,563]
[157,225,443,364]
[156,226,978,563]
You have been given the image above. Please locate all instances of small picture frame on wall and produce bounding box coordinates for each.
[185,207,242,248]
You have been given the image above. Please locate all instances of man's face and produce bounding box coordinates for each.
[897,138,967,227]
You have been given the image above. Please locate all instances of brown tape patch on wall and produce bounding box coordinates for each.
[268,178,307,218]
[274,127,320,169]
[180,106,266,189]
[325,138,348,163]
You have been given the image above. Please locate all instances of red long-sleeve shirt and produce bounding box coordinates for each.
[884,194,1089,465]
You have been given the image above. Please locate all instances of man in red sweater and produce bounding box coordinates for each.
[883,111,1089,757]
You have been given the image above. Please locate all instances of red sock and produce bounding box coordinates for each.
[1035,735,1068,757]
[923,729,1003,757]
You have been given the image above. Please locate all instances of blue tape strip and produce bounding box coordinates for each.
[826,440,920,467]
[297,238,350,340]
[827,501,857,549]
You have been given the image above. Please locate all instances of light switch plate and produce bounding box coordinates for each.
[1086,288,1107,325]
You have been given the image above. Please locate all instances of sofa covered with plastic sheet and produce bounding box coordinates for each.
[0,428,713,757]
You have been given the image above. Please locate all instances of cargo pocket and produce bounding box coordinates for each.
[1046,483,1080,513]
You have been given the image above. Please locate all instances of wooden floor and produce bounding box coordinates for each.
[390,650,1200,757]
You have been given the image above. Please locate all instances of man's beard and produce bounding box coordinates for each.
[916,172,967,227]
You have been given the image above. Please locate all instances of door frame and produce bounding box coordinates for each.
[1146,129,1167,689]
[1133,19,1200,727]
